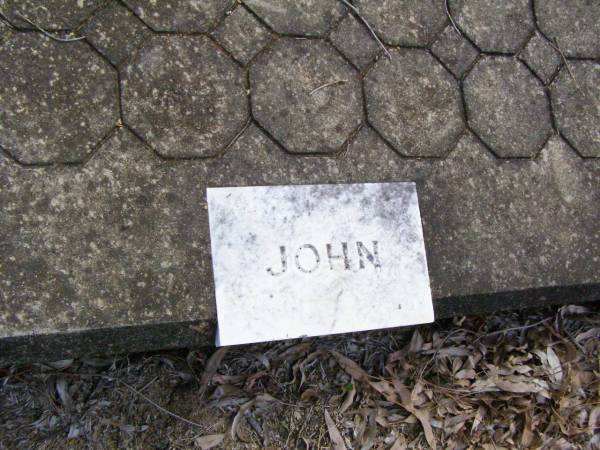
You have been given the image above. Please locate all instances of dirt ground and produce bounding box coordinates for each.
[1,303,599,450]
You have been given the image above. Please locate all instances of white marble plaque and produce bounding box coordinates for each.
[207,182,433,346]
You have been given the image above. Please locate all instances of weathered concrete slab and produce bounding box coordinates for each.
[0,0,599,364]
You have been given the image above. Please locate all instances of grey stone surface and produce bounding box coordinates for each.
[340,129,600,304]
[2,124,600,363]
[0,19,11,43]
[83,1,152,66]
[329,13,381,71]
[550,62,600,158]
[212,5,273,65]
[0,129,213,338]
[0,0,101,29]
[463,56,551,158]
[354,0,446,47]
[518,31,561,85]
[121,35,248,158]
[364,48,464,157]
[450,0,533,53]
[244,0,345,37]
[0,34,118,164]
[2,2,600,363]
[535,0,600,59]
[250,38,362,154]
[431,25,479,78]
[123,0,235,32]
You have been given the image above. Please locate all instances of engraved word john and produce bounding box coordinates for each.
[266,240,381,276]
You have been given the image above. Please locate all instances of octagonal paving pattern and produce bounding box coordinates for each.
[0,33,118,164]
[535,0,600,59]
[0,0,102,29]
[123,0,235,33]
[120,35,248,159]
[449,0,533,53]
[365,48,464,157]
[244,0,345,37]
[463,56,552,158]
[1,0,597,164]
[250,38,362,154]
[551,61,600,158]
[354,0,446,47]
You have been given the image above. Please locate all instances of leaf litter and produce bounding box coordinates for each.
[1,303,599,449]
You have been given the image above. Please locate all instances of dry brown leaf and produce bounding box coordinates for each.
[444,413,471,433]
[520,411,534,448]
[244,370,267,391]
[424,347,470,357]
[575,327,600,343]
[230,394,276,441]
[324,409,347,450]
[210,384,245,400]
[546,347,563,384]
[412,408,436,450]
[408,329,424,353]
[455,368,476,380]
[199,347,228,401]
[588,406,600,434]
[340,383,356,414]
[368,380,398,404]
[390,379,412,406]
[194,433,224,449]
[300,388,319,402]
[46,359,75,370]
[275,343,311,363]
[330,350,370,382]
[390,435,408,450]
[254,393,277,406]
[559,305,589,317]
[55,376,72,410]
[298,350,327,387]
[231,399,254,441]
[212,373,246,385]
[494,376,549,394]
[389,378,436,449]
[360,410,377,450]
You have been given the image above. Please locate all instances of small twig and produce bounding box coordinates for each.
[223,118,251,154]
[0,11,16,29]
[16,12,85,42]
[552,314,587,355]
[115,378,206,429]
[138,376,159,393]
[339,0,391,59]
[445,0,462,36]
[472,317,552,344]
[309,80,347,95]
[548,38,583,94]
[418,328,477,379]
[46,371,206,430]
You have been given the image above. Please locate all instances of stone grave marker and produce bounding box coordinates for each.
[207,183,433,345]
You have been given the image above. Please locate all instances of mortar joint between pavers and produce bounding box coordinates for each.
[122,0,236,34]
[1,125,120,169]
[559,131,600,160]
